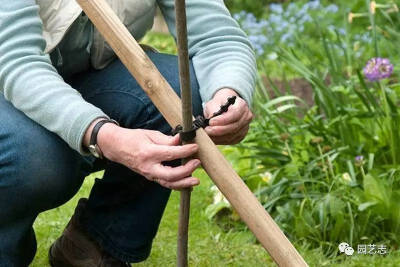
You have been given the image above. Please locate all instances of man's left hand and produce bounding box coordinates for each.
[204,88,253,145]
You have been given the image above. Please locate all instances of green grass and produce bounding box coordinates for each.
[31,169,400,266]
[31,170,270,266]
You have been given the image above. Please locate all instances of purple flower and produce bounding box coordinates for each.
[355,155,364,166]
[363,57,394,82]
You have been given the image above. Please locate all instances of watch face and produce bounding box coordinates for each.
[89,145,100,158]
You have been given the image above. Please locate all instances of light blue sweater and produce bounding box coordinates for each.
[0,1,256,154]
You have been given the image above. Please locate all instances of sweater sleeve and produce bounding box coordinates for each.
[0,1,107,154]
[157,0,257,106]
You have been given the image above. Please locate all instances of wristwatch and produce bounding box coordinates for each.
[88,118,119,159]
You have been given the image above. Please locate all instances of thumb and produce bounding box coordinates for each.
[204,101,221,118]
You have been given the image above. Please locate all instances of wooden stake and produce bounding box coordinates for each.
[175,0,192,266]
[77,0,308,266]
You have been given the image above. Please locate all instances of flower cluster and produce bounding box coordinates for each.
[363,58,394,82]
[234,1,339,56]
[233,11,268,55]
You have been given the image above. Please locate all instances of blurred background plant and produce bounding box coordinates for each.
[205,0,400,257]
[224,0,286,19]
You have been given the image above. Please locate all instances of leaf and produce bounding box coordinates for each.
[368,153,374,171]
[205,202,231,220]
[330,214,345,242]
[363,174,390,208]
[358,201,378,211]
[263,95,304,109]
[270,104,299,114]
[328,196,346,217]
[346,160,356,181]
[300,150,310,162]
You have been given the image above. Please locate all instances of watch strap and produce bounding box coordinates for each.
[89,118,119,158]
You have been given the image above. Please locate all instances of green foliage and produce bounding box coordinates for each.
[224,0,271,18]
[141,32,177,54]
[212,0,400,257]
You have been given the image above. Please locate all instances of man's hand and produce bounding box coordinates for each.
[95,124,201,190]
[204,88,253,145]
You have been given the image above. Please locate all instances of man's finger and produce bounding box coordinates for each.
[153,143,199,161]
[153,159,201,181]
[206,113,248,137]
[211,124,249,145]
[159,177,200,190]
[208,106,242,126]
[204,102,221,118]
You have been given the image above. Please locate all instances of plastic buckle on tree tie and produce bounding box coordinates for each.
[171,96,237,140]
[179,127,197,142]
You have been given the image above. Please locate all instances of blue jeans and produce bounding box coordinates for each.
[0,51,203,266]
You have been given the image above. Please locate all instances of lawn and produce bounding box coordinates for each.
[32,170,400,266]
[31,170,269,266]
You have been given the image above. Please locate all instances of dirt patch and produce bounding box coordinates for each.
[263,76,314,106]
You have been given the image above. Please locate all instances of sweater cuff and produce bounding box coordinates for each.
[67,109,110,155]
[200,73,254,107]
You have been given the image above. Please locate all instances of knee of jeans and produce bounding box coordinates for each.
[146,52,203,117]
[167,62,202,117]
[87,90,151,130]
[0,122,85,215]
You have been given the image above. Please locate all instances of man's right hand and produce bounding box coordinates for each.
[95,124,201,190]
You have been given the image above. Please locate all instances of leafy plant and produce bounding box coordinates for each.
[211,0,400,256]
[224,0,278,18]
